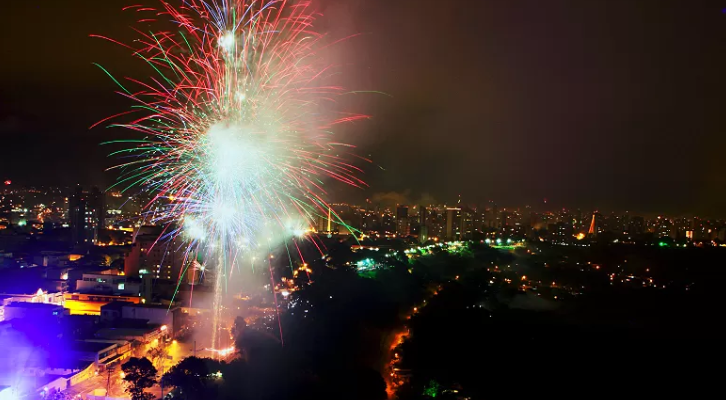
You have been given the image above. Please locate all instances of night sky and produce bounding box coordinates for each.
[2,0,726,215]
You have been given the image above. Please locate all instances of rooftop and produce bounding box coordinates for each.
[5,302,63,309]
[125,303,179,310]
[100,301,135,312]
[72,341,116,353]
[95,328,154,339]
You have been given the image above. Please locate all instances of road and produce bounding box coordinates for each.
[63,339,198,400]
[63,374,105,399]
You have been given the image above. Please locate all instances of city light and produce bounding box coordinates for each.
[207,346,236,358]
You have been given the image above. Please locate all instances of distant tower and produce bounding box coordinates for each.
[69,186,105,245]
[396,205,410,237]
[445,207,462,240]
[418,205,429,243]
[69,186,86,245]
[88,187,105,243]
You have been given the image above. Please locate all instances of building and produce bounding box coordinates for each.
[75,273,141,296]
[100,303,181,334]
[71,340,131,371]
[445,208,462,240]
[552,222,574,243]
[396,206,410,237]
[94,327,163,344]
[2,302,67,322]
[626,216,644,235]
[63,293,142,316]
[0,333,96,400]
[124,230,185,281]
[461,208,475,240]
[0,289,65,322]
[418,206,428,226]
[68,187,105,245]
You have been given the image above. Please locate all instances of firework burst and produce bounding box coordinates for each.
[95,0,367,348]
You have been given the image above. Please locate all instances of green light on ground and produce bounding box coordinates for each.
[423,380,441,398]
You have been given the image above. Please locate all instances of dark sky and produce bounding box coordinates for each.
[2,0,726,215]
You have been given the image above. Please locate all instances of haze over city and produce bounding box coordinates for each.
[3,0,726,214]
[1,1,725,400]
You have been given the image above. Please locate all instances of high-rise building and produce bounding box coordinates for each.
[124,230,185,281]
[445,207,462,240]
[500,210,511,228]
[382,212,395,233]
[419,205,428,226]
[461,208,475,239]
[629,216,645,235]
[396,205,410,237]
[417,205,429,243]
[553,221,574,242]
[315,213,328,233]
[68,186,105,245]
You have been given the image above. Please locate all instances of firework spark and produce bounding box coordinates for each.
[96,0,367,348]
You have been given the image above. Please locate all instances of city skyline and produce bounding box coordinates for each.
[3,0,726,216]
[2,2,724,399]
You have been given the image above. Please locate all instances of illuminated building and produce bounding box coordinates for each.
[94,326,164,343]
[100,302,180,334]
[71,340,132,370]
[315,213,328,233]
[63,293,141,316]
[485,202,500,228]
[418,205,428,226]
[382,212,395,233]
[124,229,184,280]
[68,186,105,245]
[76,273,140,296]
[396,206,410,237]
[553,222,574,243]
[461,208,474,240]
[0,290,65,322]
[418,205,429,243]
[445,207,462,240]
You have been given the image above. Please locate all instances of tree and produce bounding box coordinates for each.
[122,357,158,400]
[160,357,212,400]
[230,316,247,340]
